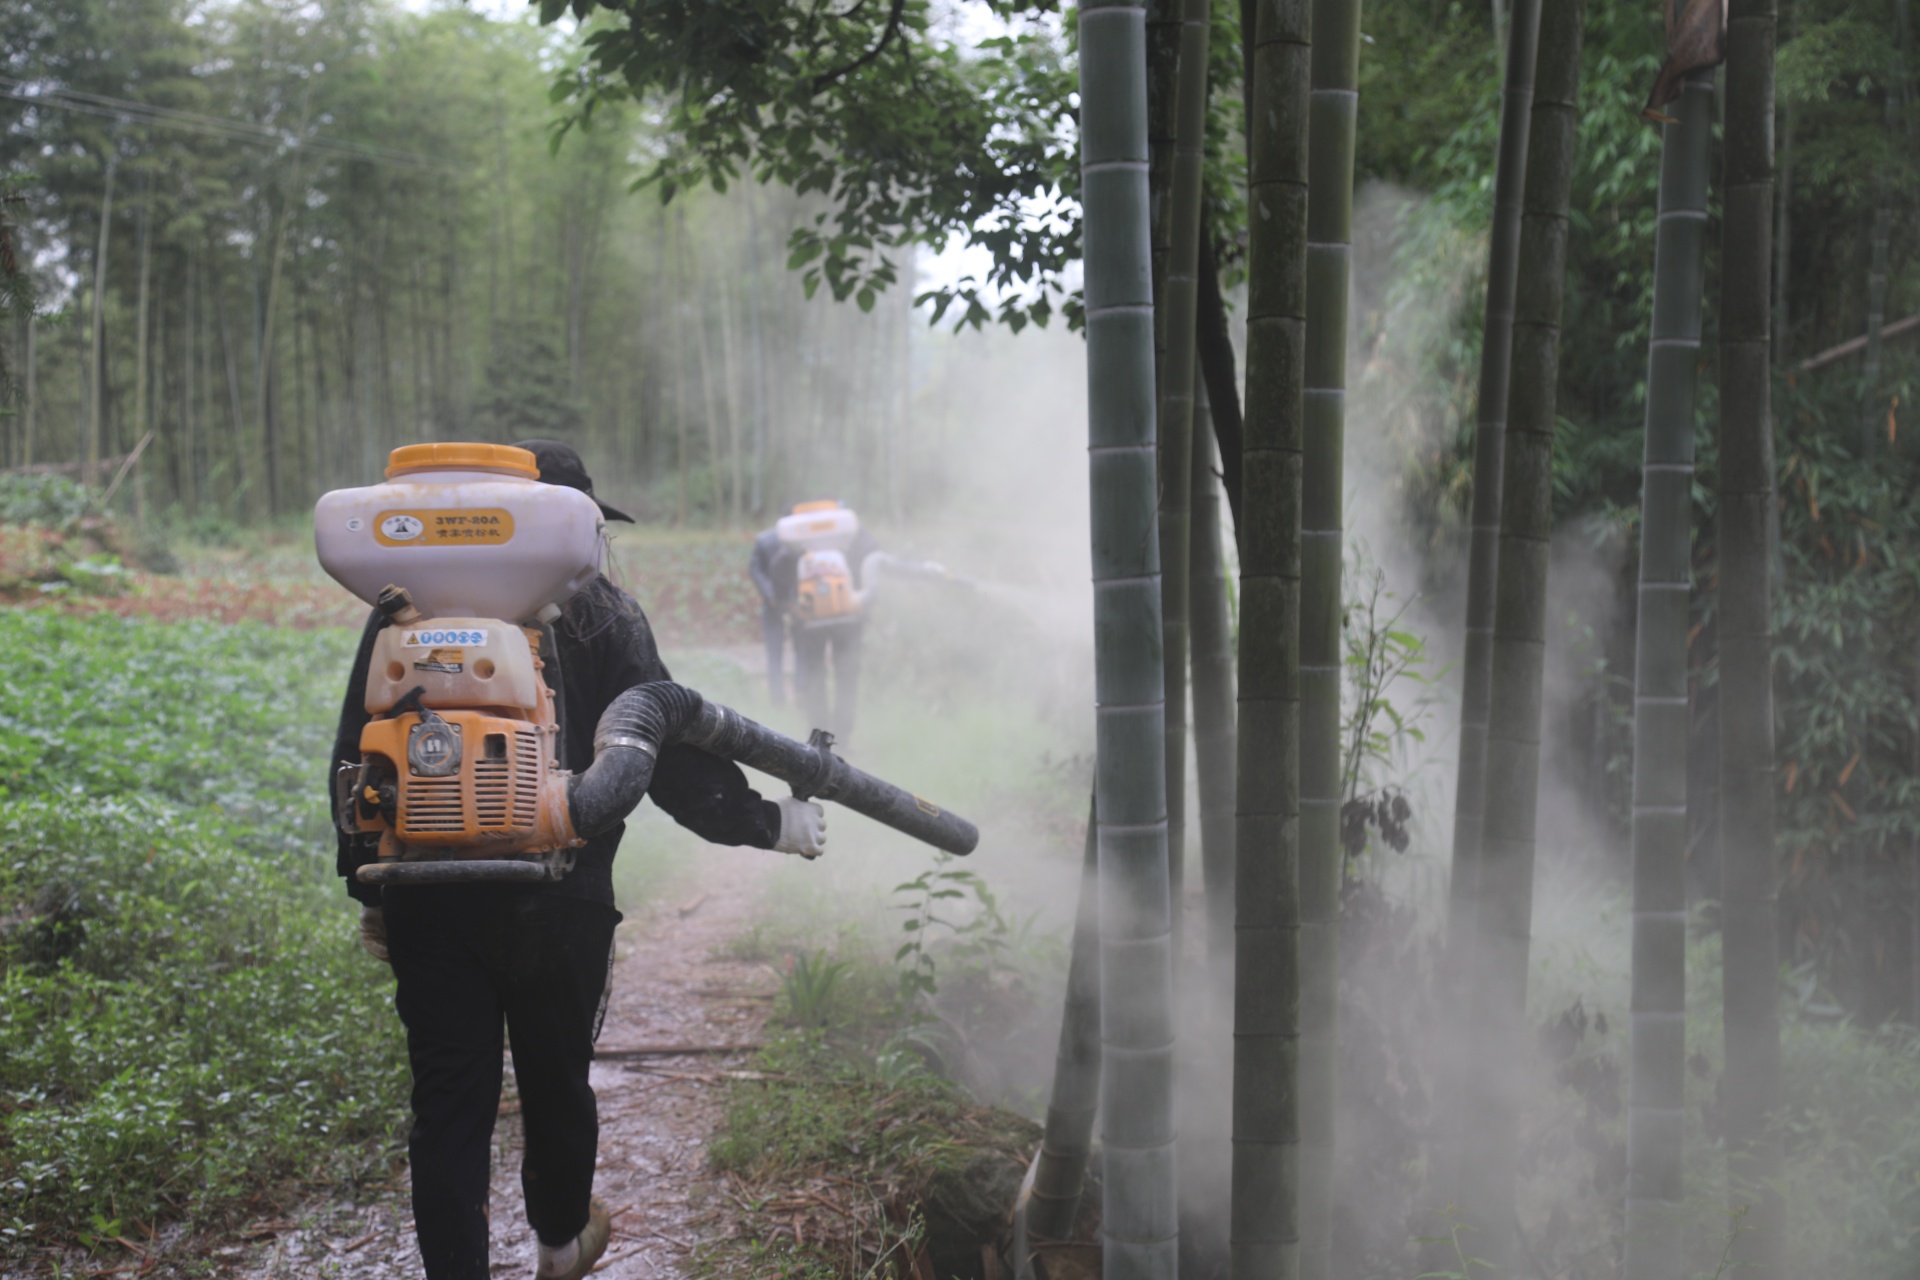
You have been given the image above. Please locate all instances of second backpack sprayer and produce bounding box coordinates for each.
[316,444,977,885]
[776,500,972,629]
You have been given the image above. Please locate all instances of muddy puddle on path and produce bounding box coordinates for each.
[232,848,777,1280]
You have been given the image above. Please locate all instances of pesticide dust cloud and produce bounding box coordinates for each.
[595,178,1671,1275]
[595,250,1102,1111]
[568,174,1673,1279]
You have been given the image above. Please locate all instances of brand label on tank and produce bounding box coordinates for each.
[373,509,516,546]
[402,629,489,648]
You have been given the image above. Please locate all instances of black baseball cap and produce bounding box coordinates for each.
[513,439,634,523]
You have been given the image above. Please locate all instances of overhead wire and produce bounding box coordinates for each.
[0,76,464,174]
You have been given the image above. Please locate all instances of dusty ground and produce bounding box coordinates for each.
[228,848,776,1280]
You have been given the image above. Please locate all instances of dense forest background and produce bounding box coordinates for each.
[7,0,1920,1018]
[0,0,924,528]
[7,0,1920,1272]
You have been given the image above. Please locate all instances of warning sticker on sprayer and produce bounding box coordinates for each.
[403,629,489,648]
[413,647,466,675]
[373,509,516,546]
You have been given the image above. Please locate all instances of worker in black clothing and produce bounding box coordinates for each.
[748,521,790,705]
[333,441,826,1280]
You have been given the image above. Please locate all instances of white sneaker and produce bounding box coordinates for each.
[534,1198,611,1280]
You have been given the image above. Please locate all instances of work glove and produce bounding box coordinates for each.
[774,797,827,859]
[357,904,390,962]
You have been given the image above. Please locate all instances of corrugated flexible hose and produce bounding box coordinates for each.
[572,682,978,853]
[362,682,978,885]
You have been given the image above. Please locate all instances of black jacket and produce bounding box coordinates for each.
[331,576,782,907]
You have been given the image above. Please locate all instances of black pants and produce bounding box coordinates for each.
[793,621,862,741]
[384,885,621,1280]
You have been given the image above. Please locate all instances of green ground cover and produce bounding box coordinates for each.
[0,610,406,1259]
[0,559,936,1266]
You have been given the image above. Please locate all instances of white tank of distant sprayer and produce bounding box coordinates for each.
[776,501,860,554]
[778,501,866,628]
[314,443,604,621]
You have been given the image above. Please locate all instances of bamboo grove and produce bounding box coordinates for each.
[0,0,919,527]
[11,0,1920,1275]
[1065,0,1920,1273]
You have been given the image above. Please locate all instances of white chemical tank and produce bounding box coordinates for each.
[776,501,859,554]
[315,443,604,621]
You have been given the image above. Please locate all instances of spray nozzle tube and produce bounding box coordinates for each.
[569,682,979,856]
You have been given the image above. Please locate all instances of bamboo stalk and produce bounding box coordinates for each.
[1080,0,1179,1267]
[1184,367,1238,1266]
[1863,1,1907,452]
[673,213,690,526]
[1196,227,1245,538]
[1231,0,1309,1267]
[720,281,744,524]
[1625,69,1714,1280]
[183,244,197,503]
[1445,0,1541,979]
[1427,8,1542,1252]
[23,313,34,468]
[1772,0,1794,361]
[257,112,308,516]
[746,187,772,517]
[88,151,117,481]
[691,222,726,518]
[133,179,152,520]
[1459,0,1586,1266]
[1026,796,1102,1244]
[1298,0,1361,1270]
[1862,202,1891,452]
[1719,0,1783,1273]
[1191,371,1237,985]
[1156,0,1212,956]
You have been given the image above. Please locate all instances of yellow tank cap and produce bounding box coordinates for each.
[386,443,540,480]
[791,499,841,513]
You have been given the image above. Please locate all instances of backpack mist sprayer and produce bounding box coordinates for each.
[316,444,978,886]
[776,500,976,630]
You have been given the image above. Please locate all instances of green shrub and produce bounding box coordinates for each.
[0,801,407,1239]
[0,474,90,530]
[0,610,404,1253]
[0,610,353,841]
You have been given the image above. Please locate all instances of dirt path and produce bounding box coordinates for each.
[231,848,776,1279]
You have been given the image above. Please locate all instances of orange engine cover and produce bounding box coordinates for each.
[357,710,571,852]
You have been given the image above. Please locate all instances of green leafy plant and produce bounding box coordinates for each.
[0,611,403,1257]
[1413,1209,1490,1280]
[1339,547,1445,862]
[73,1211,121,1256]
[890,856,1010,1006]
[1691,1206,1747,1280]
